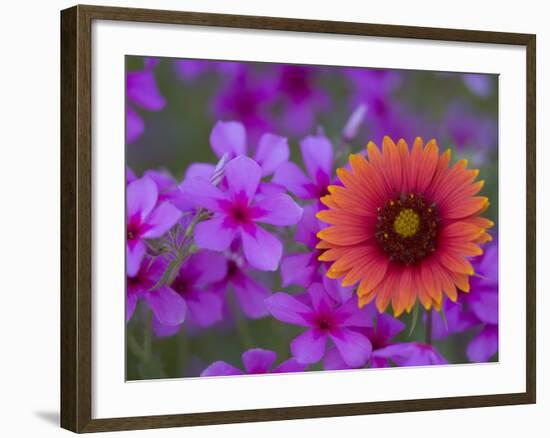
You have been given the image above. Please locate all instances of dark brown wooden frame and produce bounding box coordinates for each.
[61,4,536,433]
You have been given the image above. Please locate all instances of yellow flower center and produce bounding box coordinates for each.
[393,208,420,238]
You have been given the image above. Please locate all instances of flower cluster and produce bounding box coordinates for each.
[126,57,498,380]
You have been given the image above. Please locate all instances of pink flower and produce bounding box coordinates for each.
[266,283,372,367]
[181,155,302,271]
[126,176,182,276]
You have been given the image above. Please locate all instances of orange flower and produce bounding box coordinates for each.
[316,136,493,316]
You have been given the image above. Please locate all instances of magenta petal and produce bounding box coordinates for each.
[224,155,262,199]
[242,349,277,374]
[307,283,334,314]
[189,251,228,286]
[126,69,165,110]
[295,205,321,248]
[280,253,317,288]
[254,194,303,226]
[376,343,447,367]
[127,177,158,222]
[180,176,227,212]
[232,272,270,319]
[329,328,372,368]
[126,106,144,144]
[126,167,137,185]
[201,361,244,377]
[470,291,498,325]
[334,298,373,328]
[141,202,182,239]
[291,329,327,364]
[210,120,247,159]
[375,313,406,342]
[254,133,289,176]
[272,162,311,199]
[194,217,237,251]
[143,169,176,194]
[323,347,350,370]
[186,290,223,327]
[265,292,312,326]
[241,225,282,271]
[184,163,215,181]
[145,286,187,326]
[322,276,353,304]
[272,358,307,373]
[127,240,146,277]
[300,134,333,183]
[152,317,181,338]
[126,290,138,322]
[467,325,498,363]
[257,181,287,196]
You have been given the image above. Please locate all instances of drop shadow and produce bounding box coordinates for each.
[34,410,59,427]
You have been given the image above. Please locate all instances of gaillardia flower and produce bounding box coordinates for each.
[316,136,493,315]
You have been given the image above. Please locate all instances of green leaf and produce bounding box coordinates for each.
[438,307,448,332]
[148,257,181,291]
[408,301,420,336]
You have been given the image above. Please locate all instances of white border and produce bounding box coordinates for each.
[92,20,526,419]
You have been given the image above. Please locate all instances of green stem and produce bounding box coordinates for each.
[425,308,433,345]
[127,333,148,361]
[229,294,254,349]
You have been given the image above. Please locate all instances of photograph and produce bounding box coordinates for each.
[125,56,499,380]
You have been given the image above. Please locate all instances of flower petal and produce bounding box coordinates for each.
[254,194,303,226]
[241,225,282,271]
[145,286,187,326]
[300,134,333,184]
[272,358,307,373]
[232,272,270,319]
[225,155,262,198]
[141,202,182,238]
[254,133,290,176]
[295,205,321,248]
[265,292,312,326]
[280,253,317,288]
[188,251,228,286]
[467,325,498,362]
[272,162,313,199]
[201,361,244,377]
[126,290,138,322]
[127,176,158,222]
[194,217,237,252]
[127,240,146,277]
[291,329,327,364]
[186,290,224,327]
[307,283,334,314]
[242,348,277,374]
[329,328,372,368]
[334,297,373,328]
[126,106,144,144]
[127,69,165,110]
[184,163,215,180]
[210,120,247,159]
[323,347,350,370]
[180,176,227,212]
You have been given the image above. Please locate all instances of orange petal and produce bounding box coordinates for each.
[382,136,403,192]
[415,139,439,192]
[444,196,489,220]
[316,209,371,227]
[356,257,389,296]
[448,271,470,293]
[439,250,475,275]
[440,222,485,241]
[317,225,372,246]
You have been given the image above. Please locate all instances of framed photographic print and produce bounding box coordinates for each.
[60,4,536,433]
